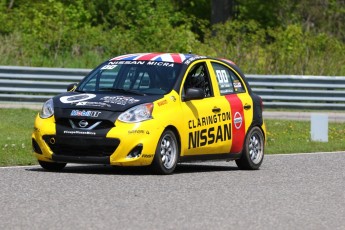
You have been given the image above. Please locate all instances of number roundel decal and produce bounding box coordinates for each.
[60,94,97,104]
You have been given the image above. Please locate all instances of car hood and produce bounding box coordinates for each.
[53,92,164,111]
[52,92,163,122]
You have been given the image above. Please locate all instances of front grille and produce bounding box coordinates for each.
[56,118,115,130]
[43,135,120,157]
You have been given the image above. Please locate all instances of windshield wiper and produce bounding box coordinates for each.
[99,88,146,96]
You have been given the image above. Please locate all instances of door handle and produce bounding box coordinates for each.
[243,104,251,110]
[212,107,221,113]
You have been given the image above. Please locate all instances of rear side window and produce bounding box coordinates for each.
[212,63,245,95]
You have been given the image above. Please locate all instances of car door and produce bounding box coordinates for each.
[179,60,233,156]
[210,61,254,153]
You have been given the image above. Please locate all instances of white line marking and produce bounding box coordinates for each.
[267,151,345,156]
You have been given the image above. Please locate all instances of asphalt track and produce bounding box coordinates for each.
[1,152,344,230]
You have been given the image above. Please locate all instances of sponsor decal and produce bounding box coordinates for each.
[188,112,231,129]
[157,100,168,106]
[100,96,139,105]
[188,112,232,149]
[128,130,150,134]
[108,60,145,65]
[170,96,176,102]
[105,60,175,67]
[142,154,153,158]
[146,61,174,67]
[70,110,101,117]
[188,124,231,149]
[60,94,96,104]
[234,112,243,129]
[233,81,242,88]
[233,80,244,92]
[63,130,96,136]
[76,101,111,107]
[184,56,207,65]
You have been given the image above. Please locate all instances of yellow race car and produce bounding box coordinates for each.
[32,53,266,174]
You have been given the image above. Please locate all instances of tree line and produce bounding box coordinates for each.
[0,0,344,75]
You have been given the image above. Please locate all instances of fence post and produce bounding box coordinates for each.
[310,114,328,142]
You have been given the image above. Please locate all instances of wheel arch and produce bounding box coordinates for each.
[164,125,181,156]
[236,123,265,170]
[239,122,266,155]
[247,123,266,142]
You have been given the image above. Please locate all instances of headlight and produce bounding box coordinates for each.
[118,103,153,123]
[39,99,54,118]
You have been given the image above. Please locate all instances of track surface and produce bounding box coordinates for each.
[1,152,344,230]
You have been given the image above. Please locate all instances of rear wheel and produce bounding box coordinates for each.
[151,129,179,175]
[38,160,66,171]
[236,126,264,170]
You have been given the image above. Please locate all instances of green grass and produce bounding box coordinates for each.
[265,120,345,154]
[0,108,39,166]
[1,108,345,167]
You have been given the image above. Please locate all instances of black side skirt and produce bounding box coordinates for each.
[179,152,242,163]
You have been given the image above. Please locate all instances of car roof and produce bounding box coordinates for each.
[109,52,237,66]
[109,53,195,64]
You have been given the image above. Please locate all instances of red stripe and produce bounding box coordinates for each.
[170,53,182,63]
[136,53,161,60]
[225,94,246,153]
[110,53,139,60]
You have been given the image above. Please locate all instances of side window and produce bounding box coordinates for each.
[184,62,213,97]
[212,63,245,95]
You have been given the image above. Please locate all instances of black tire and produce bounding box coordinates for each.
[151,129,179,175]
[38,160,67,171]
[236,126,264,170]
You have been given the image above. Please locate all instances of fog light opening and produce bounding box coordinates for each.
[50,138,56,144]
[126,144,143,159]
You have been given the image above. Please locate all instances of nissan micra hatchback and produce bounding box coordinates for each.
[32,53,266,174]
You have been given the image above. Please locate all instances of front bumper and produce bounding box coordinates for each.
[32,115,162,166]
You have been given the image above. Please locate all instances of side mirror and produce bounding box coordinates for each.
[183,88,205,101]
[67,83,77,92]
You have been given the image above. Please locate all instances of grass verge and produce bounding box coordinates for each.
[0,108,38,166]
[0,108,344,166]
[265,120,345,154]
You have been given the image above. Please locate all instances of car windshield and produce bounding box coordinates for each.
[77,61,183,95]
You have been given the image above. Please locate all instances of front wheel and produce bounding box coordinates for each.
[236,126,264,170]
[38,160,67,171]
[151,129,179,175]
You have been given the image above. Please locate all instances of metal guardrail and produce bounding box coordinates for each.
[248,75,345,109]
[1,66,345,110]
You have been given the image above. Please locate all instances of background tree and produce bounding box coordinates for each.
[0,0,343,75]
[211,0,237,25]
